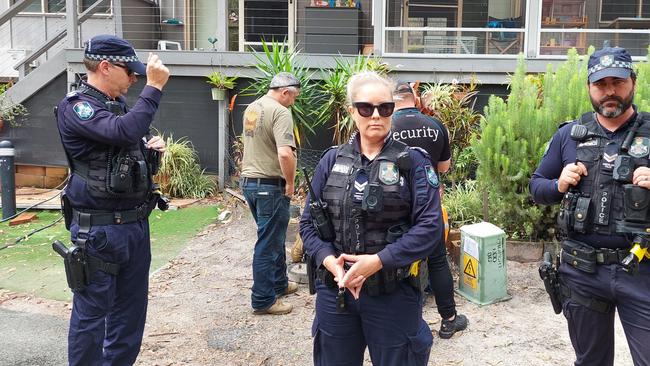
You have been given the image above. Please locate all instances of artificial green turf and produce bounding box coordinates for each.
[0,205,220,301]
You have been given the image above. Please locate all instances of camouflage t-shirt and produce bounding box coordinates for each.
[241,95,296,178]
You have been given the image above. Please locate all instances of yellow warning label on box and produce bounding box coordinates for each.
[462,253,478,289]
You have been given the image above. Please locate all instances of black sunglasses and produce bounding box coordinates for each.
[110,62,134,76]
[352,102,395,117]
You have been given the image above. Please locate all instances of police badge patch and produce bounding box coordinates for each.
[73,101,94,120]
[379,161,399,185]
[425,165,438,188]
[629,137,650,158]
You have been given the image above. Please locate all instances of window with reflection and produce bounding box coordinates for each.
[385,0,525,55]
[540,0,650,56]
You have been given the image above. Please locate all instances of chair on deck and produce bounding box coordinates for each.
[487,17,522,54]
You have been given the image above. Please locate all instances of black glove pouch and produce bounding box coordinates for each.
[623,184,650,222]
[561,239,597,274]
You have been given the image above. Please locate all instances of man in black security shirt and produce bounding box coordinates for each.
[391,82,468,339]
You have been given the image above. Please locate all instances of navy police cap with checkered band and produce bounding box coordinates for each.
[84,34,146,76]
[587,47,633,83]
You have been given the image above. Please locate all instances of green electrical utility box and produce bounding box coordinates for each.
[457,222,510,305]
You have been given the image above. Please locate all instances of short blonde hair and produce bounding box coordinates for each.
[346,71,394,105]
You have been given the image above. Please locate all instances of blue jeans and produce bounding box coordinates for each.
[242,180,290,310]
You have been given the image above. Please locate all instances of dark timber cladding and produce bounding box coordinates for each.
[9,75,221,174]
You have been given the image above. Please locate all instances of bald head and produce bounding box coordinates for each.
[393,89,416,110]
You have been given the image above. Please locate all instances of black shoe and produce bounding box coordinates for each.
[438,314,468,339]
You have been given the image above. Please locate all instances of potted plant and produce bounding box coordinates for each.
[206,71,237,101]
[0,86,28,131]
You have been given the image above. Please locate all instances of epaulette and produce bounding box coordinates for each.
[409,146,431,160]
[320,145,338,159]
[65,91,80,101]
[558,120,575,130]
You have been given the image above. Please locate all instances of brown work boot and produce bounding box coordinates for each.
[253,299,293,315]
[282,281,299,296]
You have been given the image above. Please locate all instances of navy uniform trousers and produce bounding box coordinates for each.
[68,219,151,366]
[560,261,650,366]
[312,281,433,366]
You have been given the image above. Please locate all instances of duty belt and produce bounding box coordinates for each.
[595,248,628,265]
[72,203,149,226]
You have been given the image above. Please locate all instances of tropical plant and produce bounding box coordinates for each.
[242,39,327,145]
[471,48,594,240]
[420,77,481,185]
[155,134,217,198]
[206,71,237,90]
[318,54,390,144]
[0,83,28,128]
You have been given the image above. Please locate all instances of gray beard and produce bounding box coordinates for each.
[599,105,623,118]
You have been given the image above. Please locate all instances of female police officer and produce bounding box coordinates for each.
[299,71,442,365]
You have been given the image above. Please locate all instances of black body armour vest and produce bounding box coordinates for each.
[560,111,650,236]
[322,139,411,255]
[58,86,151,202]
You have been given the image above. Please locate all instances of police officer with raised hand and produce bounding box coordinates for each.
[55,34,169,365]
[530,47,650,365]
[300,71,441,365]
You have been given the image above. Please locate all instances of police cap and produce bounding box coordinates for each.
[587,47,633,83]
[84,34,147,76]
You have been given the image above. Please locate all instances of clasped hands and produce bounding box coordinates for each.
[322,253,383,300]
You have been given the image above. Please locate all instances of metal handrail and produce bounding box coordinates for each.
[0,0,32,28]
[12,0,111,77]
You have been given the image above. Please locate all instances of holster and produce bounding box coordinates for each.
[305,253,316,295]
[61,191,73,230]
[561,239,597,274]
[52,240,89,292]
[408,259,429,293]
[557,191,578,237]
[538,253,563,314]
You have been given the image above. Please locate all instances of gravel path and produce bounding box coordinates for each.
[0,200,634,365]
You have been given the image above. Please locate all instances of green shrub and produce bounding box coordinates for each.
[444,180,483,228]
[156,135,217,198]
[472,49,593,240]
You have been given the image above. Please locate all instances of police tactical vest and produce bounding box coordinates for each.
[322,138,411,255]
[58,85,151,202]
[564,111,650,235]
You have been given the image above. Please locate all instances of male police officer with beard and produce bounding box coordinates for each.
[55,34,169,365]
[530,47,650,365]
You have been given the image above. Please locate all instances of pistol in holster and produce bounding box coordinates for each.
[538,252,564,314]
[52,240,90,292]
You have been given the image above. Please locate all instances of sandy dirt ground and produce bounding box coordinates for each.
[0,198,635,365]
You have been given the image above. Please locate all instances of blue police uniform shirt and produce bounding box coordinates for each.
[391,107,451,166]
[58,81,163,210]
[529,110,638,248]
[299,134,442,270]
